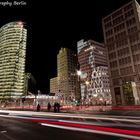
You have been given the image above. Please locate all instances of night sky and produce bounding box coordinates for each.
[0,0,139,94]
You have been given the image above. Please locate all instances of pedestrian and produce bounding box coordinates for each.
[54,102,57,112]
[47,102,51,112]
[37,104,40,112]
[56,102,60,112]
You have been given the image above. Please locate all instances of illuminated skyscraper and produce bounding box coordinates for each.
[0,21,27,99]
[77,39,111,105]
[57,48,80,104]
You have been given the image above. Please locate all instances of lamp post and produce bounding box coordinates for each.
[75,70,81,104]
[77,70,81,81]
[85,81,90,105]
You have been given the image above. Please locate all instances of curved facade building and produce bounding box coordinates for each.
[0,21,27,99]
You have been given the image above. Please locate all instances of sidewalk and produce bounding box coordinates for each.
[2,105,140,116]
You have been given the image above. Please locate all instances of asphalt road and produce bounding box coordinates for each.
[0,116,126,140]
[0,110,140,140]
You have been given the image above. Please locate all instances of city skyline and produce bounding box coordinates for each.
[0,0,139,94]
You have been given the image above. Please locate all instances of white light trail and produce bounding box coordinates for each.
[41,123,140,140]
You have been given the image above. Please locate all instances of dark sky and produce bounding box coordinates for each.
[0,0,139,94]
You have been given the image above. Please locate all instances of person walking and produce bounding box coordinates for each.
[37,104,40,112]
[56,102,60,112]
[54,102,57,112]
[47,102,51,112]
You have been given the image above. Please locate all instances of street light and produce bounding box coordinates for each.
[85,81,89,85]
[77,70,82,76]
[77,70,82,81]
[76,70,81,104]
[85,81,90,105]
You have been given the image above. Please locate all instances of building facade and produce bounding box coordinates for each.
[50,77,58,94]
[24,73,37,96]
[57,48,80,104]
[77,39,111,105]
[0,21,27,99]
[102,0,140,105]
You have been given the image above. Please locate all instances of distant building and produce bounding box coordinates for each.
[102,0,140,105]
[50,48,80,104]
[24,73,37,96]
[0,21,27,99]
[77,39,111,105]
[50,77,58,94]
[57,48,80,103]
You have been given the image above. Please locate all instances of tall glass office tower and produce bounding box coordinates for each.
[0,21,27,99]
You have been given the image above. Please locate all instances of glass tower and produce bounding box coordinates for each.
[0,21,27,99]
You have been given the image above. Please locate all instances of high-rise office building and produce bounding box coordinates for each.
[102,0,140,105]
[77,39,111,105]
[57,48,80,104]
[0,21,27,99]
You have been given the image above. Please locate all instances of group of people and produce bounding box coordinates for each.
[53,102,60,112]
[47,102,60,112]
[36,102,60,112]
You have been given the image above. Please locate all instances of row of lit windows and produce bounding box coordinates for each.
[1,28,26,34]
[0,28,23,34]
[0,33,21,38]
[0,53,17,58]
[0,57,25,63]
[0,31,22,37]
[0,89,23,93]
[1,37,26,43]
[0,50,17,55]
[0,67,15,71]
[0,37,26,43]
[0,39,23,44]
[0,46,19,51]
[0,36,21,42]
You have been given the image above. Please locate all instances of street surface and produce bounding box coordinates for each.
[0,110,140,140]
